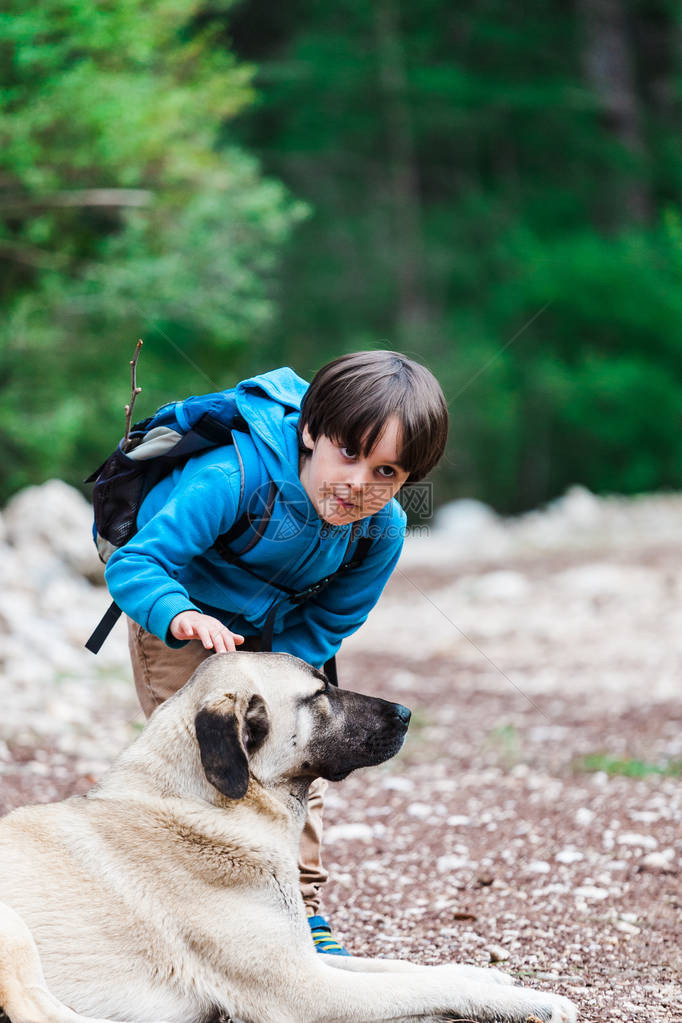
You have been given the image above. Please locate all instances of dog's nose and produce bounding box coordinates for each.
[394,704,411,725]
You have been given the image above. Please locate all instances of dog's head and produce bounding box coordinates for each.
[188,652,410,800]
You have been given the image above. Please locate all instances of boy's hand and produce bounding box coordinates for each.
[169,611,245,653]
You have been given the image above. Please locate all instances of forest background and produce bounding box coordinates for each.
[2,0,682,514]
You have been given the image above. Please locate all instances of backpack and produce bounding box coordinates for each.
[84,384,373,681]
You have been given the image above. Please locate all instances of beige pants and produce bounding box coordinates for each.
[127,620,329,914]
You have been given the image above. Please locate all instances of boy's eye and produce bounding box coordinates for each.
[339,446,358,460]
[376,465,395,478]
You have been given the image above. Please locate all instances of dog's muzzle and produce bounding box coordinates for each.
[320,693,412,781]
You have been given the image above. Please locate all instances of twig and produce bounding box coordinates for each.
[122,339,143,451]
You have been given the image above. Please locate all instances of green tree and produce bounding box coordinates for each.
[0,0,305,497]
[224,0,682,511]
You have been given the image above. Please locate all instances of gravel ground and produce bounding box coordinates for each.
[1,484,680,1023]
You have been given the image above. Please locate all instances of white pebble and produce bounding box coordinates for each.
[556,848,584,864]
[526,860,551,874]
[436,854,471,873]
[382,775,414,791]
[325,823,373,842]
[575,885,609,900]
[640,849,676,872]
[613,920,640,936]
[617,832,658,850]
[407,802,432,819]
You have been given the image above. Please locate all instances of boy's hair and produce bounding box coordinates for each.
[299,350,448,483]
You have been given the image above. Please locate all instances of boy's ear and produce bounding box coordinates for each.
[300,423,315,452]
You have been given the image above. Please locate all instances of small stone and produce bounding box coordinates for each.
[488,944,511,963]
[640,849,676,873]
[526,860,551,874]
[406,802,432,819]
[613,919,640,936]
[556,848,584,864]
[629,810,659,824]
[436,854,471,873]
[324,823,373,842]
[617,832,658,850]
[382,775,414,791]
[575,885,609,900]
[475,874,495,887]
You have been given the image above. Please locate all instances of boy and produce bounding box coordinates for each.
[104,349,448,954]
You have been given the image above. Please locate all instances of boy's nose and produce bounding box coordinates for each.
[344,464,368,490]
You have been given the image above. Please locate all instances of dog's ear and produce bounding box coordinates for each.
[195,692,270,799]
[242,693,270,753]
[195,701,249,799]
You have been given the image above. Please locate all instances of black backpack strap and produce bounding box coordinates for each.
[258,524,376,688]
[85,600,122,654]
[323,656,339,686]
[213,479,279,560]
[261,603,278,654]
[193,411,247,445]
[342,534,373,571]
[316,526,373,687]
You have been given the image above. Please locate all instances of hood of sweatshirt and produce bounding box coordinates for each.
[235,366,308,467]
[234,367,335,531]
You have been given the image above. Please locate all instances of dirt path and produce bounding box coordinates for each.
[1,489,680,1023]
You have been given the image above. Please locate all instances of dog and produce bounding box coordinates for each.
[0,652,577,1023]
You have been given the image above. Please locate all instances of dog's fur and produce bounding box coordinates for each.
[0,652,577,1023]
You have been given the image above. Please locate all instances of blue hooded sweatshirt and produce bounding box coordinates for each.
[104,368,406,667]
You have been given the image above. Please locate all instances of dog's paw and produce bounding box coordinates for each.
[527,992,577,1023]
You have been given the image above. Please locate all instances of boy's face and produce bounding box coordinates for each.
[299,415,409,526]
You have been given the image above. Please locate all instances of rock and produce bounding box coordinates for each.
[434,499,499,536]
[446,815,472,827]
[488,944,511,963]
[551,485,602,527]
[556,849,584,865]
[470,571,529,600]
[617,832,658,850]
[526,860,551,874]
[629,810,660,824]
[613,919,640,936]
[406,802,432,819]
[556,563,656,599]
[640,849,677,873]
[324,823,373,843]
[436,854,471,873]
[4,479,103,582]
[382,775,414,791]
[575,885,609,900]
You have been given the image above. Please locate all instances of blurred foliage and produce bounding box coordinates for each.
[3,0,682,512]
[223,0,682,511]
[0,0,305,496]
[577,753,682,778]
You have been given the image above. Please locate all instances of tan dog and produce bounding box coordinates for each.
[0,652,577,1023]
